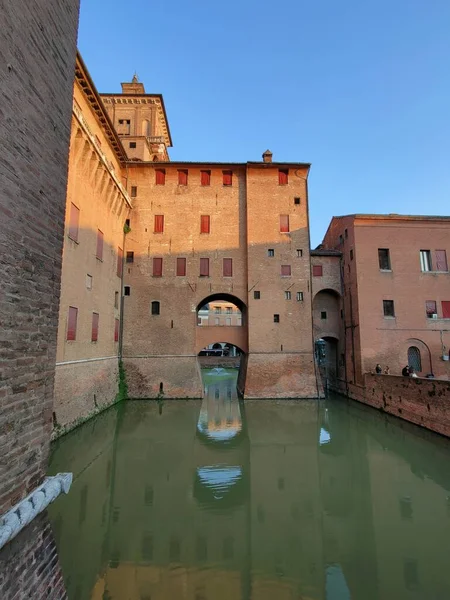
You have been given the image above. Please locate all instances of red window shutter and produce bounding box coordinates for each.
[178,169,188,185]
[67,306,78,341]
[223,258,233,277]
[154,215,164,233]
[435,250,448,272]
[200,258,209,276]
[313,265,323,277]
[200,215,210,234]
[153,257,163,277]
[117,247,123,277]
[91,313,99,342]
[114,318,120,342]
[176,257,186,276]
[426,300,437,315]
[442,301,450,319]
[96,230,104,260]
[68,203,80,241]
[278,169,289,185]
[223,170,232,186]
[201,170,211,186]
[155,169,166,185]
[280,215,290,233]
[281,265,291,276]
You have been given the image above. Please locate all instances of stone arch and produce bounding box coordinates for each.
[196,293,248,354]
[405,338,432,374]
[313,289,341,341]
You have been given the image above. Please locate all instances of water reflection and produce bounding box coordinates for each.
[48,369,450,600]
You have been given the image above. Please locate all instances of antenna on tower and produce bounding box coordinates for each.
[132,72,138,83]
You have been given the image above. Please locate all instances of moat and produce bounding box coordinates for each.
[48,369,450,599]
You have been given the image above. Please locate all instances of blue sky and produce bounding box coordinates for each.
[78,0,450,247]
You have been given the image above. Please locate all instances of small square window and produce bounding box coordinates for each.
[131,186,137,198]
[296,292,303,301]
[383,300,395,317]
[281,265,291,277]
[294,197,300,205]
[268,249,275,257]
[321,311,327,319]
[129,142,136,149]
[124,286,130,296]
[285,291,291,300]
[312,265,323,277]
[86,274,92,290]
[274,314,280,323]
[296,249,303,257]
[254,291,261,299]
[126,251,134,263]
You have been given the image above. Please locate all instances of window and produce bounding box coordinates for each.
[312,265,323,277]
[126,251,134,264]
[281,265,291,277]
[176,257,186,276]
[350,249,354,261]
[114,319,119,342]
[68,203,80,242]
[178,169,188,185]
[129,142,136,149]
[215,317,220,325]
[154,215,164,233]
[268,249,275,257]
[435,250,448,272]
[223,258,232,277]
[345,228,348,238]
[226,317,231,326]
[200,258,209,277]
[151,301,160,316]
[226,306,232,314]
[278,169,289,185]
[285,291,291,300]
[96,230,103,260]
[222,170,232,186]
[155,169,166,185]
[118,119,130,134]
[254,291,261,299]
[296,249,303,257]
[114,291,119,309]
[420,249,432,272]
[274,314,280,323]
[294,197,300,205]
[200,215,210,234]
[339,234,343,244]
[124,286,130,296]
[383,300,395,317]
[131,186,137,197]
[91,313,99,342]
[378,248,391,270]
[86,274,92,290]
[280,215,290,233]
[153,257,163,277]
[117,247,123,277]
[67,307,78,341]
[201,170,211,186]
[426,300,437,318]
[215,307,222,314]
[296,292,303,301]
[408,346,422,372]
[321,311,327,319]
[442,301,450,319]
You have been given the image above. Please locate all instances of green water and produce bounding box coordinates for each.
[48,369,450,600]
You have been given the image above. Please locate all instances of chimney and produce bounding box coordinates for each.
[262,149,273,163]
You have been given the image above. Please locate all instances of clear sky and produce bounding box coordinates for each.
[78,0,450,247]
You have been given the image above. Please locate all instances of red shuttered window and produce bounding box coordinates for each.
[91,313,99,342]
[176,257,186,276]
[281,265,291,277]
[200,215,210,234]
[200,258,209,277]
[442,301,450,319]
[153,257,163,277]
[154,215,164,233]
[178,169,188,185]
[117,247,123,277]
[223,170,232,186]
[201,170,211,186]
[155,169,166,185]
[223,258,233,277]
[114,318,119,342]
[68,203,80,242]
[96,230,104,260]
[313,265,323,277]
[435,250,448,272]
[278,169,289,185]
[67,306,78,341]
[280,215,290,233]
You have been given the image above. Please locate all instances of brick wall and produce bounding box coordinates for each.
[0,0,79,514]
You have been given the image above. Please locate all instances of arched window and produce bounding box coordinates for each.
[151,301,160,316]
[408,346,422,372]
[142,119,151,137]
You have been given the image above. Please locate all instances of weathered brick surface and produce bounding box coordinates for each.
[0,0,79,514]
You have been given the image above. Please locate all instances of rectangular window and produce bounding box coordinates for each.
[435,250,448,272]
[383,300,395,317]
[297,249,303,257]
[131,186,137,197]
[378,248,391,270]
[68,203,80,242]
[339,234,343,244]
[222,170,232,186]
[285,291,291,300]
[86,274,92,290]
[442,301,450,319]
[124,286,130,296]
[281,265,291,277]
[96,230,104,260]
[126,251,134,264]
[321,311,327,320]
[268,249,275,257]
[200,215,210,234]
[215,317,220,325]
[176,257,186,276]
[201,170,211,186]
[67,306,78,341]
[114,291,119,309]
[117,247,123,277]
[420,249,432,272]
[294,197,300,205]
[215,307,222,314]
[278,169,289,185]
[226,307,232,314]
[114,318,119,342]
[280,215,290,233]
[345,228,348,238]
[178,169,188,185]
[91,313,99,342]
[426,300,437,318]
[296,292,303,301]
[312,265,323,277]
[200,258,209,277]
[274,314,280,323]
[153,257,163,277]
[226,317,231,326]
[155,169,166,185]
[154,215,164,233]
[254,291,261,299]
[223,258,233,277]
[129,142,136,149]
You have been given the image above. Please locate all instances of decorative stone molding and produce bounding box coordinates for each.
[0,473,72,550]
